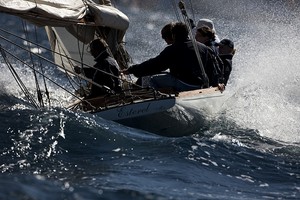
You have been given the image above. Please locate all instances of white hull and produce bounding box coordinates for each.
[91,98,176,120]
[93,87,225,137]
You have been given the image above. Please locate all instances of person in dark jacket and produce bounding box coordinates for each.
[75,38,121,98]
[195,25,219,55]
[161,22,175,45]
[136,22,175,87]
[122,22,221,92]
[217,39,235,85]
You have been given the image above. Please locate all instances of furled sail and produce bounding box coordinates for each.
[0,0,129,30]
[0,0,131,72]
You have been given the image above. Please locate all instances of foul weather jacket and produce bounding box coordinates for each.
[128,39,220,87]
[219,54,233,85]
[83,50,121,97]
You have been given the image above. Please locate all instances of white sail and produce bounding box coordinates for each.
[0,0,129,30]
[0,0,87,26]
[0,0,130,72]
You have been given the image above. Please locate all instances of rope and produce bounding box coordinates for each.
[187,0,196,22]
[0,46,81,101]
[0,27,141,91]
[178,1,209,87]
[47,27,81,91]
[0,45,39,108]
[171,0,182,21]
[21,20,45,107]
[34,26,51,107]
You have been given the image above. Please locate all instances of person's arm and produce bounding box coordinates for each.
[122,47,172,77]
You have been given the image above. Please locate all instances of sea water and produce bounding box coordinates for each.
[0,0,299,199]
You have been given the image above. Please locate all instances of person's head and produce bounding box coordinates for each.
[196,19,216,32]
[161,22,175,45]
[195,26,216,44]
[217,39,235,55]
[89,38,108,58]
[171,22,189,42]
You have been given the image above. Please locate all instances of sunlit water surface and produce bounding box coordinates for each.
[0,0,299,199]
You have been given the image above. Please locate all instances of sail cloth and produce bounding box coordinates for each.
[0,0,131,71]
[0,0,129,31]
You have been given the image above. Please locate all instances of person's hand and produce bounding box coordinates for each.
[217,83,225,93]
[120,69,129,75]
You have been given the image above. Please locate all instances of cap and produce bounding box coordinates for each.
[218,39,234,49]
[196,19,215,32]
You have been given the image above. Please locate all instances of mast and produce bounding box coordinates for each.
[178,1,209,87]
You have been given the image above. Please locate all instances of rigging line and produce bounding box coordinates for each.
[178,1,209,87]
[34,26,51,107]
[1,26,115,89]
[73,26,138,89]
[0,45,40,108]
[5,60,39,108]
[93,28,139,89]
[46,27,80,76]
[96,27,131,69]
[171,0,181,21]
[75,24,88,88]
[0,32,140,90]
[0,27,90,71]
[51,28,82,90]
[76,25,86,67]
[0,37,129,97]
[187,0,195,21]
[1,26,141,90]
[0,27,95,72]
[90,0,131,72]
[21,20,44,107]
[0,34,80,84]
[0,46,82,101]
[0,30,141,91]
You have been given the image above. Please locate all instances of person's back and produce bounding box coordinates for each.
[91,49,121,96]
[81,38,121,98]
[168,23,220,87]
[217,39,235,85]
[160,37,209,86]
[125,22,220,90]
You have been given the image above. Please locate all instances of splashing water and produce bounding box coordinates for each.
[220,1,300,143]
[122,0,300,143]
[1,0,300,144]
